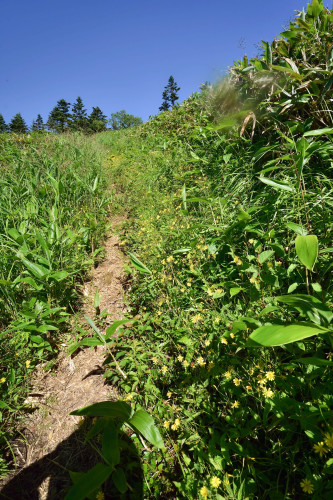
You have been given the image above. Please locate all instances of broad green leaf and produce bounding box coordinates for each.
[102,420,120,466]
[295,357,333,367]
[0,401,11,409]
[128,409,165,449]
[248,322,329,347]
[303,127,333,137]
[258,250,274,264]
[311,283,322,293]
[65,463,113,500]
[287,283,299,293]
[128,252,152,274]
[277,294,333,325]
[230,287,243,297]
[68,338,103,356]
[17,253,49,279]
[259,177,294,192]
[286,222,307,235]
[84,315,105,344]
[70,401,133,420]
[258,305,279,317]
[105,318,133,340]
[112,468,127,494]
[311,0,324,18]
[0,279,12,286]
[295,235,318,270]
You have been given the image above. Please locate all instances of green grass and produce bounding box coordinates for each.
[0,132,110,475]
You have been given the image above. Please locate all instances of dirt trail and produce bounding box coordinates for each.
[0,219,127,499]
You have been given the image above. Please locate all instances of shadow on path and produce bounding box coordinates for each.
[0,428,143,499]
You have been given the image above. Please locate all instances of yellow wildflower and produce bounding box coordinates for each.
[265,371,275,381]
[183,360,189,368]
[177,355,184,362]
[233,256,242,265]
[324,433,333,449]
[224,371,232,380]
[210,476,221,488]
[231,401,240,409]
[167,391,172,398]
[163,421,170,429]
[197,356,206,367]
[26,360,31,368]
[161,365,168,375]
[300,479,314,494]
[0,377,5,383]
[221,337,228,345]
[267,262,273,268]
[214,316,221,323]
[200,486,208,499]
[192,314,203,324]
[248,239,254,244]
[262,387,274,398]
[152,356,158,364]
[204,339,211,346]
[233,378,241,386]
[166,256,174,263]
[313,442,327,457]
[250,277,256,284]
[96,492,104,500]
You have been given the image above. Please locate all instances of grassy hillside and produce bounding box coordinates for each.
[0,1,332,498]
[94,3,332,498]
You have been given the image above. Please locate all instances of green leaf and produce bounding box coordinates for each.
[17,253,49,279]
[295,357,333,367]
[288,283,299,293]
[128,252,152,274]
[65,463,113,500]
[105,318,133,340]
[127,409,165,449]
[311,283,322,293]
[277,294,333,325]
[0,401,11,409]
[258,250,274,264]
[230,287,243,297]
[237,208,251,222]
[112,468,128,494]
[259,177,294,192]
[295,235,318,270]
[102,420,120,466]
[248,322,329,347]
[70,401,133,420]
[286,222,307,235]
[311,0,324,18]
[303,127,333,137]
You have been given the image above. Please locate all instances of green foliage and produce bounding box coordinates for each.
[71,97,88,131]
[0,133,109,475]
[32,114,44,132]
[65,400,163,498]
[88,106,107,133]
[47,99,72,133]
[0,114,8,133]
[9,113,28,134]
[159,75,180,111]
[109,110,143,130]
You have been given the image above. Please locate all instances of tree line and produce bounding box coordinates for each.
[0,76,180,134]
[0,97,143,134]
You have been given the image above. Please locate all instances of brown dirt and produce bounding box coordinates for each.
[0,219,128,499]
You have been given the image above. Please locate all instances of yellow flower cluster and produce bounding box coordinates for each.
[233,256,242,265]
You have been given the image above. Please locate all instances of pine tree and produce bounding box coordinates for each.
[88,106,107,132]
[32,114,44,131]
[0,113,8,133]
[71,96,87,131]
[47,99,71,133]
[9,113,28,133]
[159,76,180,111]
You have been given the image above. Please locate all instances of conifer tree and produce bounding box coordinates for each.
[32,114,44,131]
[0,113,8,133]
[9,113,28,133]
[47,99,71,133]
[88,106,107,132]
[71,96,87,131]
[159,76,180,111]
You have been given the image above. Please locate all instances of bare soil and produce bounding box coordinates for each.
[0,219,128,499]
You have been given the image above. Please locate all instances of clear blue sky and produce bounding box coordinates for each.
[0,0,322,126]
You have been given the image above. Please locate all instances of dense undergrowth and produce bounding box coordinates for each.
[0,133,109,474]
[91,3,333,498]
